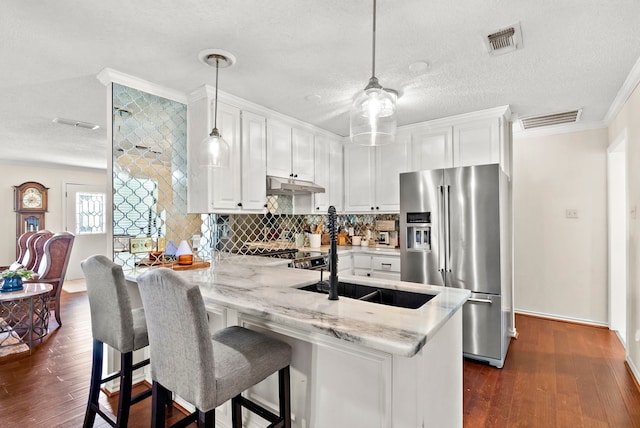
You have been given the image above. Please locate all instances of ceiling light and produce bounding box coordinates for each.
[52,117,100,130]
[350,0,397,147]
[199,49,236,169]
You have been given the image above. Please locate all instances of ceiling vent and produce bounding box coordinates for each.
[52,117,100,130]
[520,109,582,130]
[484,22,522,55]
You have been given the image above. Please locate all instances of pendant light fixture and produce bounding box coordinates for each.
[199,50,236,168]
[350,0,397,146]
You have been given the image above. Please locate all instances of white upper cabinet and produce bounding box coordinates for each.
[209,102,243,211]
[314,136,343,213]
[344,145,374,212]
[409,126,454,171]
[266,119,293,178]
[241,111,267,211]
[375,133,409,212]
[187,93,267,213]
[405,105,511,176]
[292,128,315,182]
[266,119,315,181]
[344,137,408,213]
[453,118,500,167]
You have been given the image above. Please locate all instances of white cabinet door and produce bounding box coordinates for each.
[410,126,453,171]
[453,118,499,167]
[210,102,242,211]
[266,119,292,178]
[329,139,344,212]
[314,137,343,213]
[374,136,408,212]
[344,145,374,212]
[313,135,331,213]
[292,127,315,181]
[241,111,267,211]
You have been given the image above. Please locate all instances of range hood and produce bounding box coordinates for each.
[266,175,325,195]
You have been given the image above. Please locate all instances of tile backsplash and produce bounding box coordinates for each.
[197,195,399,257]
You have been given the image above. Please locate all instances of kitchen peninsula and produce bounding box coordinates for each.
[125,255,469,428]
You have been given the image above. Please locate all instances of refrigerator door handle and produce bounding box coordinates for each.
[468,297,493,304]
[445,184,452,273]
[438,185,446,273]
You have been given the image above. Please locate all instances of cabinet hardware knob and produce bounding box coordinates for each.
[289,173,294,177]
[376,206,380,210]
[371,207,374,210]
[263,204,268,208]
[316,207,320,210]
[237,202,243,207]
[294,174,298,178]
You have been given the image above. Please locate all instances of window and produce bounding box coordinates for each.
[76,192,106,234]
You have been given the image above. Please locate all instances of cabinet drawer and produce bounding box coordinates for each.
[338,254,353,270]
[353,269,371,277]
[353,255,372,269]
[371,256,400,272]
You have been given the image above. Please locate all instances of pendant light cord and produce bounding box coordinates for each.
[371,0,377,80]
[213,57,220,130]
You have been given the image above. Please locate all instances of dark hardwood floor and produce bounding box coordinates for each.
[1,289,639,427]
[464,314,640,427]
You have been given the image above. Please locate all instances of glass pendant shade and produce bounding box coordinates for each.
[350,85,397,146]
[201,128,230,168]
[349,0,397,146]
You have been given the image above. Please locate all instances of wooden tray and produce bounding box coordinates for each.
[135,260,210,271]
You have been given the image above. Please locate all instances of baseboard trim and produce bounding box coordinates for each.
[625,358,640,394]
[515,309,608,328]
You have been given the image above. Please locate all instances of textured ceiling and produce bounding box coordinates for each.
[1,0,640,170]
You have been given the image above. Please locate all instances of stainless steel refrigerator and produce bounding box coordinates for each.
[400,164,513,368]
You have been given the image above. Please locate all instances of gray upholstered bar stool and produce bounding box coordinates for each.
[137,268,292,428]
[81,255,153,427]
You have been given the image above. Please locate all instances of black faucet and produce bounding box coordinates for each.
[328,205,339,300]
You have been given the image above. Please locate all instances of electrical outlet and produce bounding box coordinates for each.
[631,206,637,220]
[565,208,579,219]
[635,330,640,342]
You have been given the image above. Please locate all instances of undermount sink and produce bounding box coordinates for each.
[298,282,435,309]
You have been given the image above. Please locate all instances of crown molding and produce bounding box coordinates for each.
[188,85,342,139]
[604,55,640,124]
[96,68,188,104]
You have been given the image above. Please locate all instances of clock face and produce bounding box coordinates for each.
[22,188,43,209]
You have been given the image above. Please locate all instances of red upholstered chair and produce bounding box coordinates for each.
[25,232,75,326]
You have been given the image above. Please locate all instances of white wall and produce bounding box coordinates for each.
[513,128,609,324]
[608,79,640,381]
[0,161,108,279]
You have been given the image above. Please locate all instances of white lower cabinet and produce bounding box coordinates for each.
[337,252,352,275]
[195,307,463,428]
[351,252,401,280]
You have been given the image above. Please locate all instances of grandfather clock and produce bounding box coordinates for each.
[13,181,49,257]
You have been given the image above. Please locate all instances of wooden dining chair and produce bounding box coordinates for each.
[21,230,53,271]
[0,231,35,271]
[25,232,75,326]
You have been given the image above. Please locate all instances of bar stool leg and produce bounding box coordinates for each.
[279,366,292,428]
[231,394,242,427]
[116,351,134,427]
[197,409,215,427]
[83,339,103,428]
[151,381,169,428]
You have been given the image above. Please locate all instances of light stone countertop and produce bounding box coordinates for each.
[126,254,468,357]
[300,245,401,256]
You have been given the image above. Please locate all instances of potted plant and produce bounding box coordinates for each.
[1,268,35,292]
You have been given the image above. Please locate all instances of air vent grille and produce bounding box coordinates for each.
[484,22,522,55]
[488,28,515,50]
[520,109,582,129]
